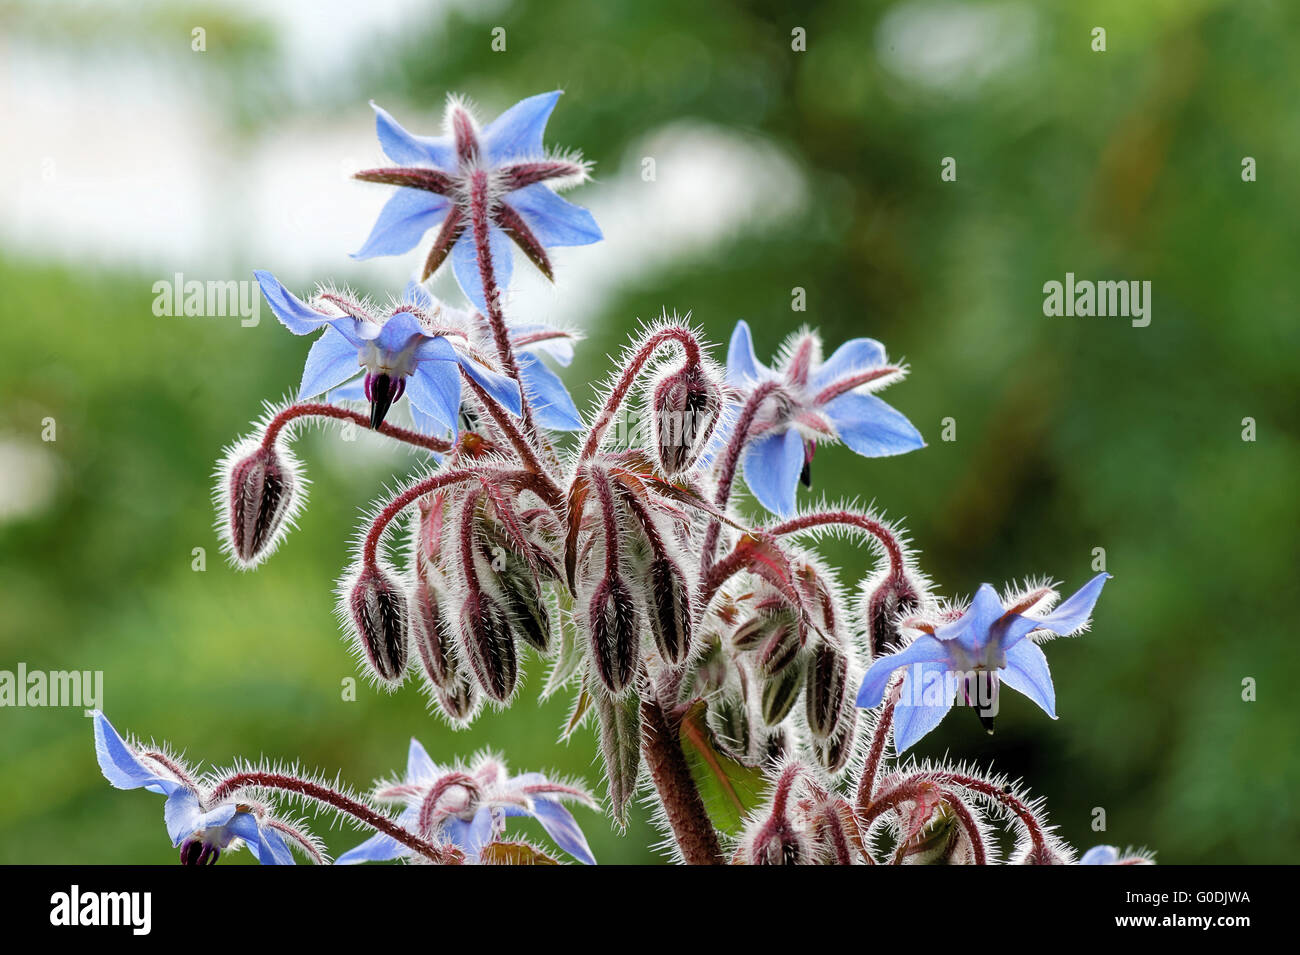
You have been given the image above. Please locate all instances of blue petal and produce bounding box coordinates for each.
[329,377,366,402]
[451,225,514,313]
[938,584,1008,653]
[458,355,523,417]
[373,311,428,353]
[337,806,419,864]
[405,738,437,781]
[300,326,361,399]
[856,634,948,708]
[531,799,596,865]
[505,184,602,246]
[91,711,185,797]
[164,790,237,846]
[1029,573,1110,638]
[405,361,462,434]
[227,813,295,865]
[481,91,561,164]
[825,392,925,458]
[518,352,582,430]
[440,807,496,858]
[255,270,333,335]
[1000,639,1057,718]
[726,320,766,385]
[353,189,450,260]
[403,281,434,309]
[371,102,456,168]
[740,429,804,516]
[893,660,958,752]
[810,337,888,391]
[1080,845,1120,865]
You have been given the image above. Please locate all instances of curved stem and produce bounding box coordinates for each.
[361,467,535,566]
[925,772,1050,858]
[261,402,452,454]
[461,372,562,504]
[207,771,460,864]
[941,792,988,865]
[579,325,702,462]
[855,694,897,810]
[765,510,906,577]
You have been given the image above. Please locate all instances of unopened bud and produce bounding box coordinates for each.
[433,673,479,724]
[587,577,640,694]
[863,571,921,659]
[804,643,848,740]
[760,659,805,726]
[733,605,798,652]
[812,710,855,774]
[756,617,804,676]
[224,441,298,567]
[505,582,552,653]
[347,564,410,683]
[409,577,456,690]
[651,363,721,475]
[457,588,518,702]
[647,557,692,665]
[709,693,750,757]
[749,814,808,865]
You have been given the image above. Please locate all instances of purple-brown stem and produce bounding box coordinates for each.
[260,402,453,454]
[766,510,906,577]
[855,694,897,810]
[640,695,724,865]
[579,326,703,462]
[207,771,460,864]
[942,792,988,865]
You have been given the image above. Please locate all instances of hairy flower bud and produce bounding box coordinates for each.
[505,580,552,653]
[708,693,751,757]
[863,570,922,659]
[587,577,640,694]
[594,682,642,824]
[409,577,456,690]
[222,440,299,568]
[804,642,848,740]
[647,557,692,665]
[347,564,410,684]
[756,617,804,677]
[457,588,518,702]
[812,711,855,775]
[433,672,479,723]
[748,813,808,865]
[651,363,721,475]
[760,657,805,726]
[733,605,798,653]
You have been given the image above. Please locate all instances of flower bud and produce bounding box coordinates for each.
[409,577,456,690]
[347,564,410,684]
[756,617,804,677]
[433,673,479,724]
[651,363,721,475]
[708,693,750,757]
[647,557,692,665]
[733,605,798,652]
[760,657,805,726]
[748,813,808,865]
[503,579,552,653]
[224,441,298,567]
[457,588,518,702]
[804,643,848,740]
[811,710,855,775]
[587,576,640,694]
[863,570,922,659]
[594,682,642,825]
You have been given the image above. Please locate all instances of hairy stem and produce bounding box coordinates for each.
[640,696,724,865]
[765,510,906,577]
[261,401,452,454]
[207,771,460,864]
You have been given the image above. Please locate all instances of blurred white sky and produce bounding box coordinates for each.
[0,0,805,333]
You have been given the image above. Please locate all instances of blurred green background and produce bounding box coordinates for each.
[1,0,1297,864]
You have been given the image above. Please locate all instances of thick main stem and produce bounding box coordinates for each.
[207,771,459,864]
[640,697,723,865]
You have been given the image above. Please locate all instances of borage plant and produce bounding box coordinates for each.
[95,90,1151,866]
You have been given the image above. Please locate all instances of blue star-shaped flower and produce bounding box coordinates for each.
[255,270,522,434]
[855,573,1110,752]
[353,92,602,311]
[337,739,597,865]
[93,711,299,865]
[721,320,924,516]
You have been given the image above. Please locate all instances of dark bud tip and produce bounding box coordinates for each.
[349,564,410,683]
[458,589,518,702]
[651,364,721,475]
[648,558,692,665]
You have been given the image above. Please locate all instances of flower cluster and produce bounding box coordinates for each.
[97,90,1149,865]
